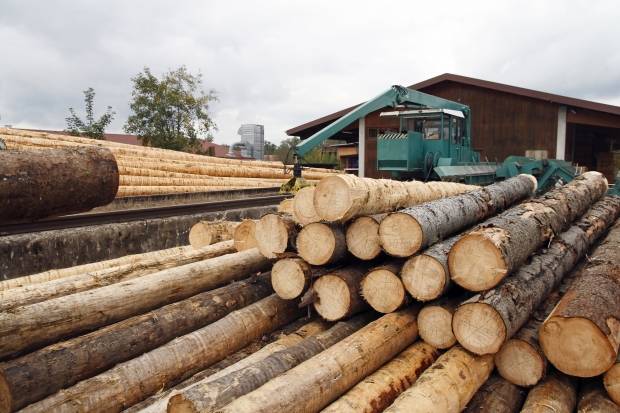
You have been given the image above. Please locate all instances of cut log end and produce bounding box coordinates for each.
[297,223,344,266]
[313,175,353,222]
[401,254,447,302]
[360,268,405,313]
[255,214,293,258]
[495,339,546,387]
[417,305,456,349]
[188,221,213,248]
[168,398,197,413]
[233,220,257,252]
[604,362,620,405]
[313,275,351,321]
[540,316,617,377]
[453,302,507,355]
[271,258,309,300]
[449,232,508,292]
[346,216,382,260]
[379,213,423,257]
[292,186,320,225]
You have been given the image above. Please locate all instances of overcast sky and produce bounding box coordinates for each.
[1,0,619,145]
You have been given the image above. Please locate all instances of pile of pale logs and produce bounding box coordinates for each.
[0,127,338,198]
[2,172,620,413]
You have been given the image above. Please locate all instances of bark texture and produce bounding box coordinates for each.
[449,171,608,291]
[452,196,620,355]
[463,374,526,413]
[360,260,407,313]
[217,307,420,413]
[255,213,298,258]
[313,263,372,321]
[297,222,348,266]
[0,248,271,358]
[233,220,258,251]
[322,341,439,413]
[0,274,272,412]
[577,379,620,413]
[520,370,577,413]
[20,295,303,413]
[0,146,118,221]
[380,175,536,257]
[384,346,494,413]
[188,221,239,248]
[346,214,386,260]
[292,186,321,225]
[540,216,620,377]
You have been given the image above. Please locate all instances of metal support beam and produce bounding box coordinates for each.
[556,105,567,160]
[358,117,365,177]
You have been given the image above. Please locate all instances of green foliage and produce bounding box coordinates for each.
[65,88,115,139]
[302,147,338,165]
[264,140,277,155]
[274,137,300,164]
[124,66,217,151]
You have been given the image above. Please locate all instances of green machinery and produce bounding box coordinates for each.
[289,85,581,193]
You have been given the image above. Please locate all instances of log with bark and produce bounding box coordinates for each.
[0,146,119,221]
[401,234,461,302]
[463,374,526,413]
[520,370,577,413]
[20,295,303,413]
[313,263,372,321]
[448,171,608,291]
[0,248,271,358]
[0,241,235,311]
[254,213,298,258]
[292,186,320,225]
[216,307,420,413]
[233,220,258,251]
[297,222,348,265]
[577,379,620,413]
[540,217,620,377]
[188,221,240,248]
[322,341,438,413]
[604,355,620,405]
[116,185,255,197]
[384,346,494,413]
[346,214,386,260]
[360,260,407,313]
[451,196,620,355]
[271,257,332,300]
[417,294,467,349]
[0,274,273,412]
[313,174,476,223]
[380,175,536,257]
[168,313,373,413]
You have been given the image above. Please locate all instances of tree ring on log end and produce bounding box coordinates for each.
[452,302,507,355]
[271,259,307,300]
[313,176,353,222]
[495,338,545,387]
[313,275,351,321]
[418,305,456,349]
[379,213,423,257]
[361,269,405,313]
[255,215,289,258]
[293,186,320,225]
[401,255,446,302]
[188,222,213,248]
[449,232,508,291]
[346,217,381,260]
[297,223,336,266]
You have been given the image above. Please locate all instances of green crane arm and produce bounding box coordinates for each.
[295,85,471,157]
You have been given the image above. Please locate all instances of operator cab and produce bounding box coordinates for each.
[379,108,466,144]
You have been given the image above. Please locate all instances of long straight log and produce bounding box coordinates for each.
[169,313,374,413]
[297,222,348,265]
[255,214,298,258]
[540,217,620,377]
[451,197,620,355]
[0,147,119,221]
[463,374,525,413]
[0,248,271,358]
[417,294,466,349]
[577,379,620,413]
[604,355,620,405]
[449,171,608,291]
[313,263,372,321]
[360,260,407,313]
[119,174,286,187]
[520,370,577,413]
[346,214,386,260]
[117,185,255,197]
[233,220,258,251]
[188,221,239,249]
[384,346,494,413]
[217,307,421,413]
[0,241,235,311]
[380,175,536,257]
[322,341,439,413]
[0,274,272,412]
[292,186,321,225]
[21,295,303,413]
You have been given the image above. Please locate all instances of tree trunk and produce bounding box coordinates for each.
[346,214,386,260]
[0,147,118,221]
[292,186,321,225]
[119,174,287,187]
[168,313,374,413]
[520,370,577,413]
[216,307,421,413]
[322,341,439,413]
[126,319,329,413]
[604,355,620,405]
[451,196,620,355]
[0,248,271,359]
[117,185,255,197]
[384,346,494,413]
[313,263,372,321]
[417,294,468,349]
[20,295,303,413]
[0,274,273,412]
[188,221,240,249]
[271,257,332,300]
[380,175,536,257]
[577,379,620,413]
[540,217,620,377]
[0,241,235,311]
[401,234,461,302]
[255,213,298,258]
[297,222,348,266]
[233,220,258,251]
[463,374,525,413]
[449,171,608,292]
[360,260,407,313]
[313,174,476,223]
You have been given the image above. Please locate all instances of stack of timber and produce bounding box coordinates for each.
[0,128,339,198]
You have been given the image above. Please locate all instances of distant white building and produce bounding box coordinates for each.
[236,124,265,160]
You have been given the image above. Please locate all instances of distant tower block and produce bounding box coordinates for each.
[237,124,265,160]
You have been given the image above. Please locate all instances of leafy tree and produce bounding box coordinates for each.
[264,140,277,155]
[274,137,300,164]
[65,88,115,139]
[124,66,217,151]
